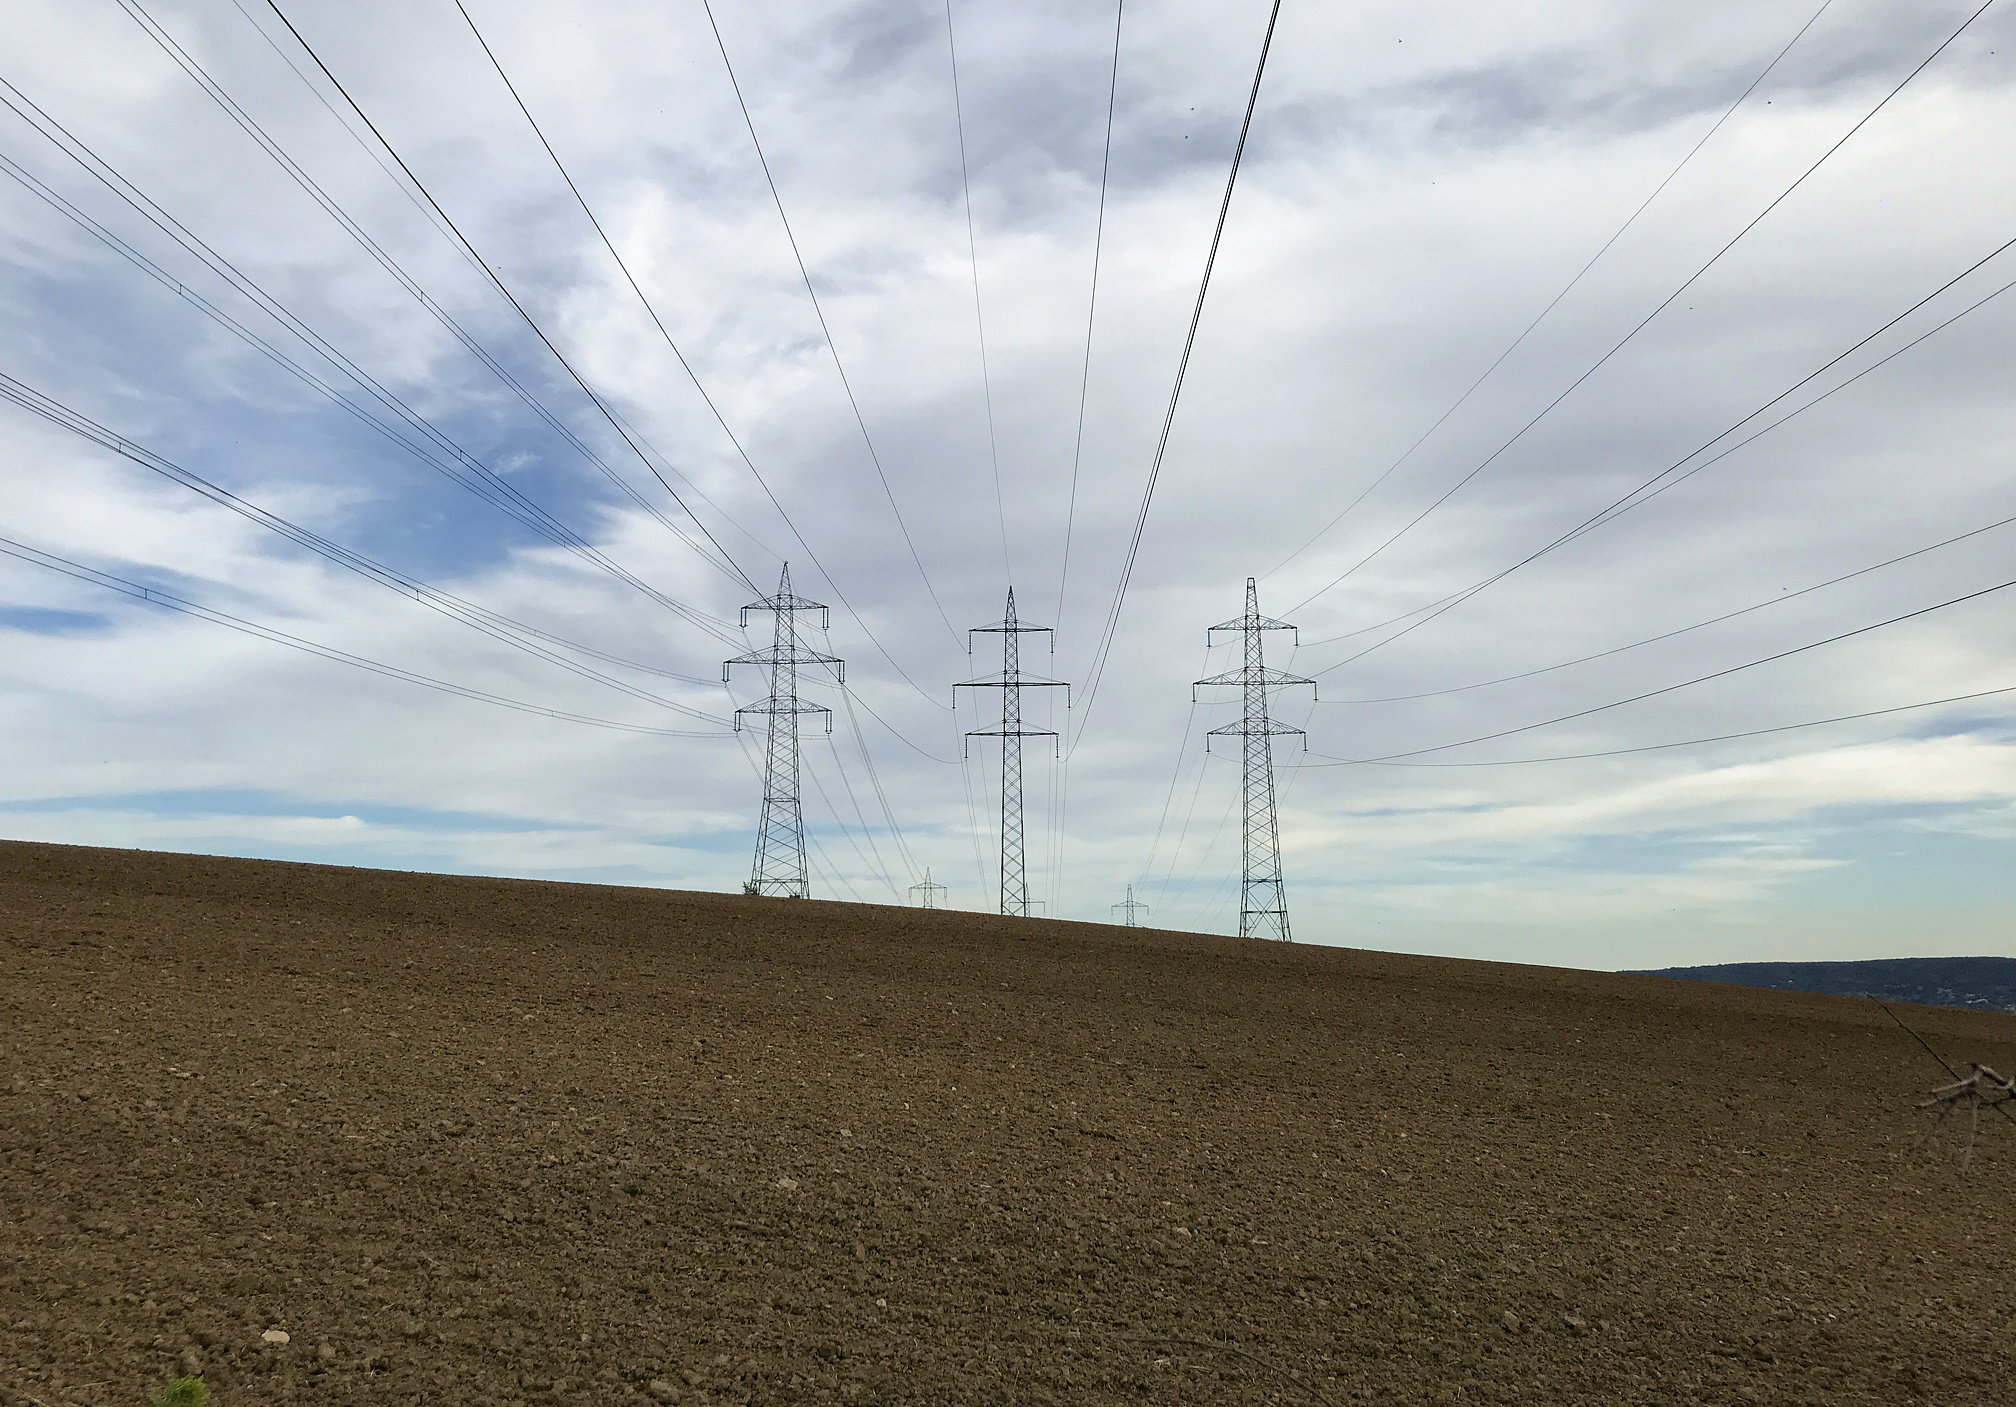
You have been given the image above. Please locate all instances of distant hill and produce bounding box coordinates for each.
[1631,955,2016,1012]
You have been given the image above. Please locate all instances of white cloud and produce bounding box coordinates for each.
[3,0,2014,962]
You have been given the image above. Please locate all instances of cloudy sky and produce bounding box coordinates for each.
[3,0,2014,969]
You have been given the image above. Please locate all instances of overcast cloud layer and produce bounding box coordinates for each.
[3,0,2015,968]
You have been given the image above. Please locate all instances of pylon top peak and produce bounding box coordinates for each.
[1208,575,1298,638]
[741,560,831,624]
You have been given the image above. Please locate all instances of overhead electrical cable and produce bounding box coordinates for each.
[1303,233,2016,675]
[0,373,734,726]
[804,744,900,900]
[816,626,924,883]
[696,0,964,648]
[1319,573,2016,765]
[1055,0,1126,630]
[1072,0,1284,747]
[1336,509,2016,704]
[447,0,953,711]
[942,0,1014,581]
[1282,0,2000,619]
[0,72,742,629]
[837,684,923,884]
[0,140,735,657]
[258,0,757,594]
[0,537,728,738]
[1135,640,1214,891]
[833,680,955,765]
[1262,0,1838,584]
[105,1,761,590]
[953,690,992,902]
[1293,684,2016,769]
[1044,0,1127,917]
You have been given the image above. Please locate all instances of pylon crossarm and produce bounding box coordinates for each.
[1207,616,1297,638]
[1194,665,1313,688]
[735,699,833,717]
[1206,718,1304,737]
[739,595,830,622]
[728,645,843,669]
[955,671,1070,689]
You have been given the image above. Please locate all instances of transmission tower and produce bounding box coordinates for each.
[956,588,1069,917]
[1194,577,1315,941]
[1112,885,1149,928]
[724,563,842,898]
[910,868,947,909]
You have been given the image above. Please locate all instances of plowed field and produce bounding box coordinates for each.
[3,839,2013,1406]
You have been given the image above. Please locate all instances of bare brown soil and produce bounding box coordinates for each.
[3,839,2013,1407]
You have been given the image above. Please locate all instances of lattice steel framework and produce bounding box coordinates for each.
[910,868,947,909]
[1194,577,1315,941]
[1112,884,1149,928]
[956,588,1069,917]
[724,564,842,898]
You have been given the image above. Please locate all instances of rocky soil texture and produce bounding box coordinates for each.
[3,839,2013,1406]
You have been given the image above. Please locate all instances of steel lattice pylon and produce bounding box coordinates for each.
[724,564,842,898]
[909,867,947,909]
[1194,577,1315,941]
[956,588,1069,917]
[1112,884,1149,928]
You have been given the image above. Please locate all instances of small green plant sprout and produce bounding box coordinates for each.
[148,1377,208,1407]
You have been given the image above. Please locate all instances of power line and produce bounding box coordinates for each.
[1333,509,2016,705]
[0,73,747,643]
[697,0,964,648]
[1136,642,1212,889]
[1324,572,2016,765]
[1044,0,1127,919]
[1261,0,1838,584]
[1073,0,1285,746]
[0,138,736,657]
[449,0,952,716]
[805,742,899,900]
[953,689,994,901]
[942,0,1014,583]
[837,680,955,765]
[1303,233,2016,676]
[1297,684,2016,770]
[0,372,734,726]
[259,0,757,593]
[1056,0,1127,630]
[107,1,761,591]
[0,536,727,738]
[1281,0,2000,619]
[834,682,922,886]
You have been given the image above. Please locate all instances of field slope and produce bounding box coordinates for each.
[3,840,2013,1406]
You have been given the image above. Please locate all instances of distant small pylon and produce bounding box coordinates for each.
[910,868,948,909]
[1112,885,1149,928]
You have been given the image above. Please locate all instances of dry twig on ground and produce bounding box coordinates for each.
[1918,1064,2016,1168]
